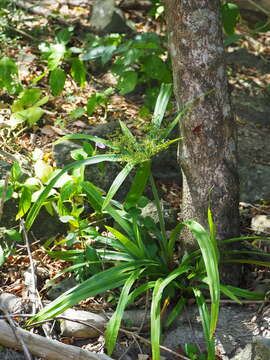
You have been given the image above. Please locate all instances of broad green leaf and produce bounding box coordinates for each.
[102,163,135,211]
[118,71,138,95]
[34,95,49,107]
[105,226,143,258]
[16,186,32,219]
[221,2,240,35]
[80,45,116,61]
[47,44,66,71]
[86,94,98,115]
[105,269,142,355]
[69,107,85,119]
[143,55,169,81]
[0,57,22,94]
[11,162,22,181]
[0,245,5,266]
[18,88,41,107]
[49,67,66,96]
[184,220,220,338]
[0,181,13,202]
[34,159,53,183]
[71,58,86,87]
[25,154,122,230]
[28,261,148,323]
[152,83,172,130]
[25,107,45,126]
[4,229,22,243]
[124,161,150,209]
[56,28,72,45]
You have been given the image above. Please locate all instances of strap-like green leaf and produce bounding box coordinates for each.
[54,133,117,150]
[150,265,190,359]
[28,261,148,323]
[152,83,172,129]
[105,225,143,258]
[105,269,143,355]
[124,161,151,209]
[102,163,135,211]
[184,220,220,338]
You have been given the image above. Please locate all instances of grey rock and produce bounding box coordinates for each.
[0,349,26,360]
[60,308,107,338]
[47,277,78,300]
[0,293,27,314]
[253,337,270,360]
[90,0,133,34]
[163,305,270,360]
[251,215,270,234]
[141,200,177,229]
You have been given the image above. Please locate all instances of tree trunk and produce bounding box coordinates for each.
[164,0,240,284]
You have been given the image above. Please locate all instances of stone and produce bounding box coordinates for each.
[90,0,133,34]
[253,337,270,360]
[60,308,107,338]
[141,200,177,229]
[251,215,270,234]
[47,277,78,300]
[162,305,270,360]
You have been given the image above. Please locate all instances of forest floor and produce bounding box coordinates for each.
[0,1,270,359]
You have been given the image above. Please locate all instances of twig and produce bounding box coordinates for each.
[0,173,10,221]
[247,0,270,16]
[20,219,37,316]
[0,149,17,162]
[184,305,202,354]
[0,310,32,360]
[5,24,37,41]
[26,314,189,360]
[25,316,105,336]
[120,327,191,360]
[119,288,150,360]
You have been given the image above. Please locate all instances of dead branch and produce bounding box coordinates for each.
[0,320,112,360]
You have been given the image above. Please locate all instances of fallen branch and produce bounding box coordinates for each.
[0,320,112,360]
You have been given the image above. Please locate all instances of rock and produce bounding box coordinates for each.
[251,215,270,234]
[0,293,27,314]
[0,348,26,360]
[253,337,270,360]
[90,0,133,34]
[162,305,270,360]
[60,308,107,338]
[47,278,78,300]
[141,200,177,229]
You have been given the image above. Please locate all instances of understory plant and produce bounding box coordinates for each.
[24,84,270,360]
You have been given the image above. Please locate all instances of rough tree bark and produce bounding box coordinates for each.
[164,1,240,284]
